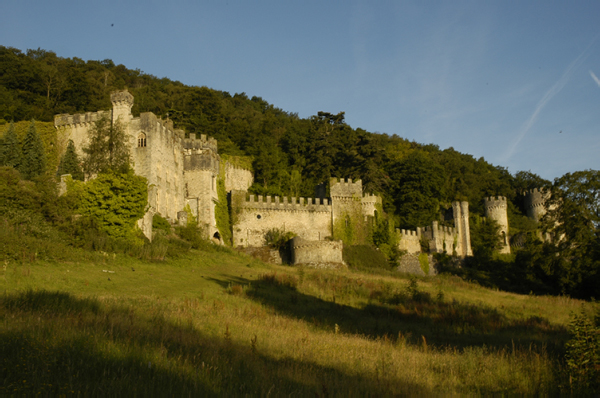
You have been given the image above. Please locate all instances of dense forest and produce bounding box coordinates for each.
[0,46,541,221]
[1,46,598,299]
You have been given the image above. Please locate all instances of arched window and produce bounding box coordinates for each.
[138,132,147,147]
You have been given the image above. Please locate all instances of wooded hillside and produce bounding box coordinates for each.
[0,46,545,228]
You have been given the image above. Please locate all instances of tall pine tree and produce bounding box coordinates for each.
[1,122,23,171]
[57,139,84,181]
[82,116,130,177]
[20,120,47,179]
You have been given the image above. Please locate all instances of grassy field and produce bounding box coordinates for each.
[1,243,597,395]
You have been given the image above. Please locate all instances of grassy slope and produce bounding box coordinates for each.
[1,245,596,395]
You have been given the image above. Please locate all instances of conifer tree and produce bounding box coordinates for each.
[82,116,130,177]
[0,122,23,171]
[20,119,47,179]
[57,139,84,181]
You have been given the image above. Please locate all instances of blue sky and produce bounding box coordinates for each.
[2,0,599,180]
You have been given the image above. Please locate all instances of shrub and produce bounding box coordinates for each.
[152,214,172,234]
[264,228,295,250]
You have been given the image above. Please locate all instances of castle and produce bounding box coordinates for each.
[55,90,253,242]
[54,90,545,266]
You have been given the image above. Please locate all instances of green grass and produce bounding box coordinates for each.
[1,244,597,395]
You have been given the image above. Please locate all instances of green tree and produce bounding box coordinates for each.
[470,216,502,260]
[565,311,599,393]
[0,122,22,170]
[20,119,47,179]
[69,170,147,240]
[391,151,446,229]
[82,116,130,177]
[56,139,84,181]
[541,170,600,298]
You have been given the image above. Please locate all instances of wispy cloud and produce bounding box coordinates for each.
[591,70,600,88]
[501,39,598,163]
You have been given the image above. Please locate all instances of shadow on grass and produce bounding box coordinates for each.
[1,290,427,396]
[230,273,568,356]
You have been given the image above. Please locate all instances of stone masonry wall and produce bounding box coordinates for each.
[224,162,253,192]
[397,228,421,254]
[232,191,332,247]
[291,237,344,265]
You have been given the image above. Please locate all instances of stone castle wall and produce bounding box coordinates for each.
[421,221,459,254]
[397,228,421,254]
[291,237,344,266]
[395,201,471,257]
[136,113,187,222]
[224,162,253,192]
[232,191,332,247]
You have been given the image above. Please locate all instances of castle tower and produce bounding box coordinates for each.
[484,196,510,254]
[110,90,134,125]
[330,178,363,243]
[524,188,550,222]
[452,201,473,256]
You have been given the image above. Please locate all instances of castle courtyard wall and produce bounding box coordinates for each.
[291,237,343,265]
[232,192,332,247]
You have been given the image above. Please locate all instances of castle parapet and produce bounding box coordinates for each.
[361,194,382,204]
[330,177,363,198]
[483,196,507,210]
[397,227,421,254]
[54,110,111,128]
[239,194,331,212]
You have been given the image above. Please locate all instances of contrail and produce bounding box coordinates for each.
[502,38,598,162]
[591,70,600,88]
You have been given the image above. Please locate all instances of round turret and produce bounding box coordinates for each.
[523,188,549,222]
[483,196,510,254]
[111,90,134,124]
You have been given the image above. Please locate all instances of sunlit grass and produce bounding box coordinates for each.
[1,247,596,395]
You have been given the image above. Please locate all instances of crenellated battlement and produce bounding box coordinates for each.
[361,194,382,204]
[422,224,457,235]
[110,90,134,107]
[483,196,507,210]
[184,133,218,152]
[330,177,363,197]
[523,187,551,222]
[239,194,331,212]
[397,228,420,238]
[54,110,111,128]
[524,188,549,208]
